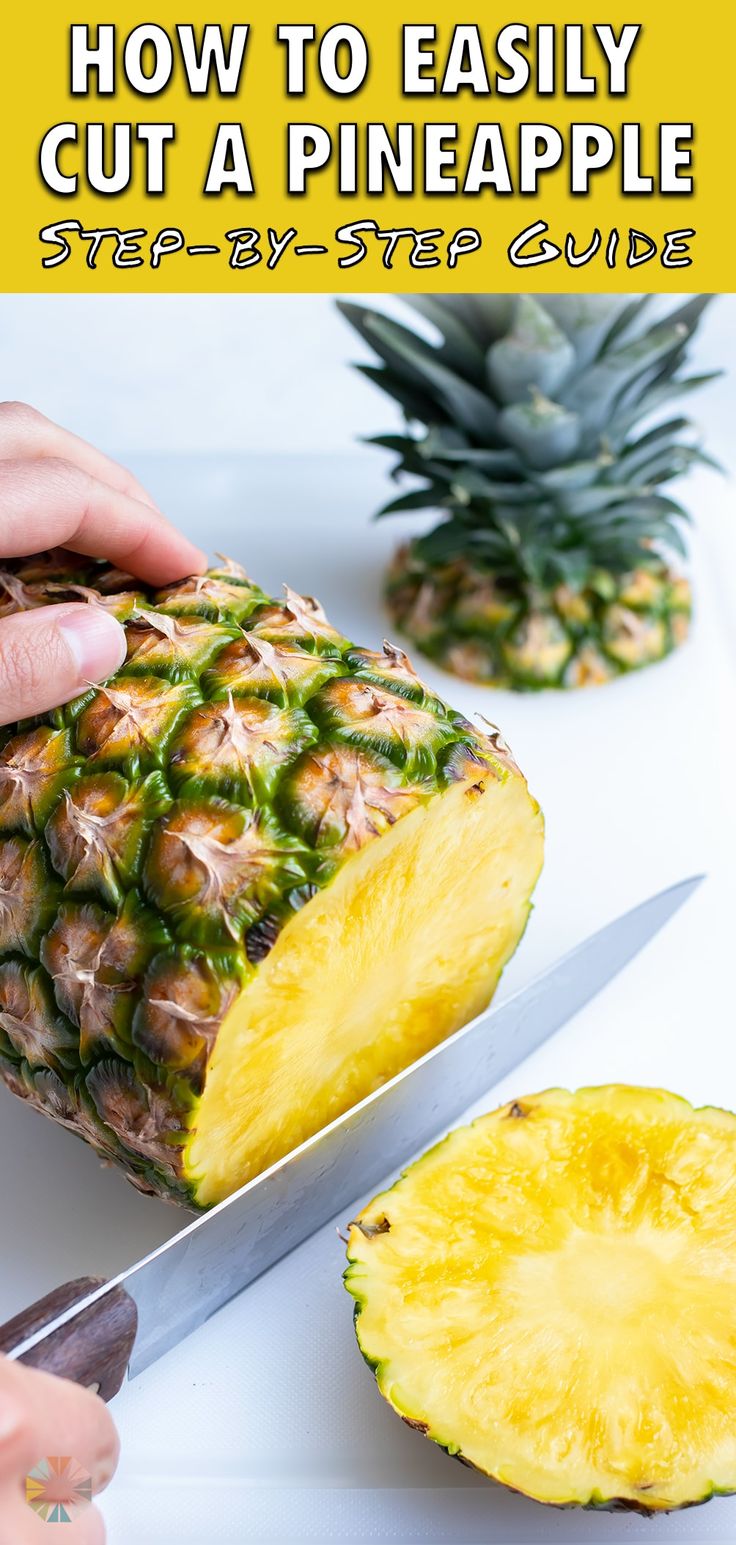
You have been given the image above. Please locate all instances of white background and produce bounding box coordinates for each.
[0,292,733,457]
[0,295,735,1544]
[0,293,401,453]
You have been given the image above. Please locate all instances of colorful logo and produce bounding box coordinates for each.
[25,1457,92,1523]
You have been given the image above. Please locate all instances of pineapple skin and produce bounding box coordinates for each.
[387,543,691,690]
[346,1086,736,1512]
[0,552,541,1206]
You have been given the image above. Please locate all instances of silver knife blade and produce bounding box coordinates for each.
[8,874,702,1379]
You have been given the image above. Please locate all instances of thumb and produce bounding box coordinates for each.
[0,603,127,726]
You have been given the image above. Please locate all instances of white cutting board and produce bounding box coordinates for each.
[2,445,736,1545]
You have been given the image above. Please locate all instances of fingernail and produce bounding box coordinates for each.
[59,606,128,683]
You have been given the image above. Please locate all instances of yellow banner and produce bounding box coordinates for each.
[0,2,730,292]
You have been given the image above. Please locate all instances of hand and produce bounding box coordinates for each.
[0,1354,119,1543]
[0,401,206,726]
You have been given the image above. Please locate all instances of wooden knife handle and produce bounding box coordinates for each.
[0,1277,137,1401]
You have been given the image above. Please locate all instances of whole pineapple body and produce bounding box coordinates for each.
[340,295,713,690]
[0,553,543,1207]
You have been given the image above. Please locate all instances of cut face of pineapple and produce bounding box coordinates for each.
[189,762,540,1204]
[0,554,543,1207]
[346,1087,736,1511]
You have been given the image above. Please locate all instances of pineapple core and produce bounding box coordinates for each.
[188,765,542,1204]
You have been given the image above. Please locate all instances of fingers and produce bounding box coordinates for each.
[0,604,127,725]
[63,1503,107,1545]
[0,1358,116,1544]
[0,1357,119,1497]
[0,458,206,586]
[0,1495,106,1545]
[0,400,158,513]
[67,1503,107,1545]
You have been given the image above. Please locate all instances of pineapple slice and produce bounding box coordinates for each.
[346,1086,736,1512]
[0,556,543,1207]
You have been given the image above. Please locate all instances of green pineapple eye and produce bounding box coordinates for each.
[247,587,347,655]
[132,948,244,1091]
[168,695,318,804]
[44,772,171,906]
[125,609,239,679]
[203,636,345,706]
[342,643,426,701]
[75,676,202,768]
[309,677,456,776]
[85,1056,193,1197]
[0,959,78,1072]
[601,605,669,668]
[502,613,574,685]
[144,798,309,946]
[280,744,426,854]
[154,568,263,622]
[41,898,169,1063]
[0,727,81,835]
[0,835,59,954]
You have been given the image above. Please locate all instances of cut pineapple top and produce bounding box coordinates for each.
[0,553,543,1206]
[346,1086,736,1512]
[339,295,709,689]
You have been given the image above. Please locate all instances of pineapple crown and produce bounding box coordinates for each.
[338,295,718,589]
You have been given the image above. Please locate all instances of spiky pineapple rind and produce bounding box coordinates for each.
[0,555,516,1204]
[386,542,691,691]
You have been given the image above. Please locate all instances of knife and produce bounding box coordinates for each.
[0,875,702,1401]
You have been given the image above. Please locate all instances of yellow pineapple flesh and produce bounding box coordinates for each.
[347,1086,736,1511]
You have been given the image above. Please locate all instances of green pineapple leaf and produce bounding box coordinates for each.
[341,291,716,687]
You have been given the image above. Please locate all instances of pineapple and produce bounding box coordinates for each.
[0,553,543,1207]
[346,1086,736,1512]
[339,295,715,689]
